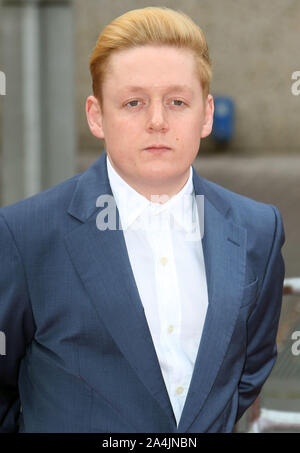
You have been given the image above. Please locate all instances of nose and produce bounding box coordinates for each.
[146,101,169,133]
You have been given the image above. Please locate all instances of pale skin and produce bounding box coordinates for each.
[86,45,214,202]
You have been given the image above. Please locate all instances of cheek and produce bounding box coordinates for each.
[104,127,142,170]
[116,116,141,137]
[174,121,201,149]
[104,118,139,149]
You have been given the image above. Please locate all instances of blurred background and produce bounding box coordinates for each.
[0,0,299,432]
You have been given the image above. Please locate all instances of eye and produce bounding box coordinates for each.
[170,99,186,107]
[125,100,142,108]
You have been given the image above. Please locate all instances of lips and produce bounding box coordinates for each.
[144,145,171,152]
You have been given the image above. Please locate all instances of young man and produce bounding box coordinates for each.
[0,7,285,433]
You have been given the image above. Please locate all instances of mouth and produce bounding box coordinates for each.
[144,145,172,153]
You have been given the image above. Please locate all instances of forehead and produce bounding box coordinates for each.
[117,84,195,96]
[104,45,200,92]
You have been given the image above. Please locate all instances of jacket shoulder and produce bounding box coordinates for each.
[200,177,285,277]
[200,176,280,229]
[0,173,81,225]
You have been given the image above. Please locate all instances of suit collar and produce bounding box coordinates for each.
[67,150,231,224]
[67,151,111,223]
[192,164,231,217]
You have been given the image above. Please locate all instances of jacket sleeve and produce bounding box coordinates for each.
[236,205,285,422]
[0,213,35,432]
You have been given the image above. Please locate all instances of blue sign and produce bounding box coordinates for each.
[212,96,234,142]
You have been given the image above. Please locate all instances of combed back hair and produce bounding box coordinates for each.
[89,7,212,104]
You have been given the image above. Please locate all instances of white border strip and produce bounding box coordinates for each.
[22,0,41,197]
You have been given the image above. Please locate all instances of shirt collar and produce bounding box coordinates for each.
[106,155,196,232]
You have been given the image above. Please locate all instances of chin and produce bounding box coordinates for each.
[141,166,176,180]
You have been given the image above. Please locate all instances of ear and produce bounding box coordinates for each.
[200,94,214,138]
[86,95,105,139]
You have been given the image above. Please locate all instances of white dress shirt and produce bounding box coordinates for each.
[106,156,208,427]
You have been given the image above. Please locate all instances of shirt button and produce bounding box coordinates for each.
[160,257,168,265]
[176,386,184,395]
[167,325,174,334]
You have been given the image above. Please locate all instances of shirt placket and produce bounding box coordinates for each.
[148,210,188,423]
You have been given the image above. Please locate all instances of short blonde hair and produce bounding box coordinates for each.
[89,7,212,104]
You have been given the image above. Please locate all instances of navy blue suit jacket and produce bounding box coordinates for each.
[0,151,285,432]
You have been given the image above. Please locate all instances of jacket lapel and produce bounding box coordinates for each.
[177,171,247,432]
[64,152,176,425]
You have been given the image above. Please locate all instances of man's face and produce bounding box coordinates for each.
[86,45,214,195]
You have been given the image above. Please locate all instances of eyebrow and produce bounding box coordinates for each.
[119,85,194,95]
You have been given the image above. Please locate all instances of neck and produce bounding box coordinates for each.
[135,177,190,203]
[119,173,190,204]
[106,155,191,203]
